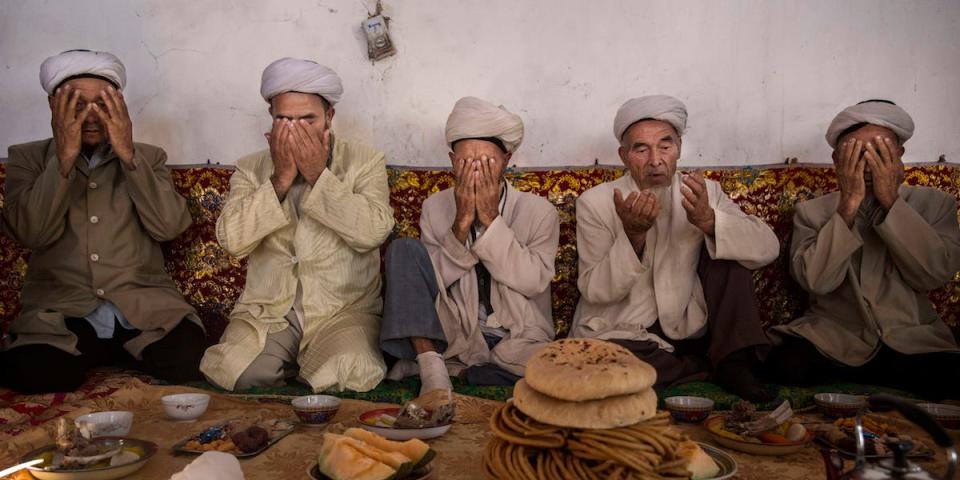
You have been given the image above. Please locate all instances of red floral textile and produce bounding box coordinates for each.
[1,163,958,343]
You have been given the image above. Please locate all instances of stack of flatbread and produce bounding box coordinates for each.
[517,337,659,428]
[483,338,719,480]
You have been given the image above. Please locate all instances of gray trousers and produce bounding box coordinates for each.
[380,238,520,386]
[214,311,304,391]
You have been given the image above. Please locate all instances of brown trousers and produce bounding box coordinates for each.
[610,246,770,388]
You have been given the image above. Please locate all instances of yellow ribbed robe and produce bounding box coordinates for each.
[200,135,394,392]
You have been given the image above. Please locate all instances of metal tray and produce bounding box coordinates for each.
[171,420,295,458]
[815,435,935,460]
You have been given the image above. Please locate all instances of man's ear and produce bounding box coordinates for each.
[504,152,513,165]
[898,145,905,158]
[618,145,629,167]
[831,148,840,164]
[48,95,56,112]
[448,151,457,166]
[326,107,336,124]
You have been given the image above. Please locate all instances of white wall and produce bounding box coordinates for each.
[1,0,958,167]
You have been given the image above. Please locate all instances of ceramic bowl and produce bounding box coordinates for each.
[292,395,341,427]
[161,393,210,421]
[75,411,134,438]
[917,403,960,430]
[664,396,714,423]
[814,393,867,418]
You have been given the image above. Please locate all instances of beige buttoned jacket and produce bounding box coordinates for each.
[2,138,200,358]
[770,187,960,365]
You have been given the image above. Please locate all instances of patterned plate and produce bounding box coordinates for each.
[21,437,157,480]
[698,442,738,480]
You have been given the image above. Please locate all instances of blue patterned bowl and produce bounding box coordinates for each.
[292,395,341,427]
[664,396,714,423]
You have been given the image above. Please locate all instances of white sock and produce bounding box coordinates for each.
[386,359,419,381]
[416,351,452,395]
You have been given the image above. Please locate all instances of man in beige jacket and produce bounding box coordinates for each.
[767,100,960,400]
[200,58,394,392]
[0,50,205,394]
[380,97,558,394]
[572,95,780,401]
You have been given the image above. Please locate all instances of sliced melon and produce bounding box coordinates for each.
[340,437,413,478]
[318,433,397,480]
[344,428,436,469]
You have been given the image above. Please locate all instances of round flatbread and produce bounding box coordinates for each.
[513,379,658,429]
[525,338,656,401]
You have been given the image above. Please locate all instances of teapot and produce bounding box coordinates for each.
[822,394,956,480]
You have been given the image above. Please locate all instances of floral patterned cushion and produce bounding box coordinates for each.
[1,163,958,343]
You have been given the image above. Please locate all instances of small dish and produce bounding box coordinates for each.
[917,403,960,430]
[292,395,341,427]
[664,396,714,423]
[161,393,210,421]
[358,408,451,441]
[309,463,433,480]
[75,411,134,438]
[704,415,814,456]
[814,393,867,418]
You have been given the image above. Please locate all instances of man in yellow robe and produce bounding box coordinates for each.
[200,58,395,392]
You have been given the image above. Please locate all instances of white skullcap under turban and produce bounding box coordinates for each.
[444,96,524,153]
[40,49,126,94]
[825,100,914,148]
[613,95,688,141]
[260,57,343,105]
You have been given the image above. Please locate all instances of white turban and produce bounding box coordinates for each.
[825,100,915,148]
[613,95,688,141]
[260,57,343,105]
[39,50,126,94]
[444,96,524,153]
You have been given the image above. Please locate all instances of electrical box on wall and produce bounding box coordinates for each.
[363,14,396,61]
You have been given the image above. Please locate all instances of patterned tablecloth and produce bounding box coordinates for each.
[1,377,957,479]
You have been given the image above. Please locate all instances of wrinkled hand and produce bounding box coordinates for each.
[614,188,659,238]
[92,86,135,166]
[475,156,501,227]
[289,119,330,186]
[267,119,298,201]
[452,157,476,243]
[680,172,716,235]
[50,86,91,177]
[864,136,904,210]
[835,138,866,226]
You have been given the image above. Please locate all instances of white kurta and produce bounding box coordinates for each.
[419,183,559,376]
[571,172,779,349]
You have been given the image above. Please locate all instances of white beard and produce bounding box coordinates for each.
[648,179,673,218]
